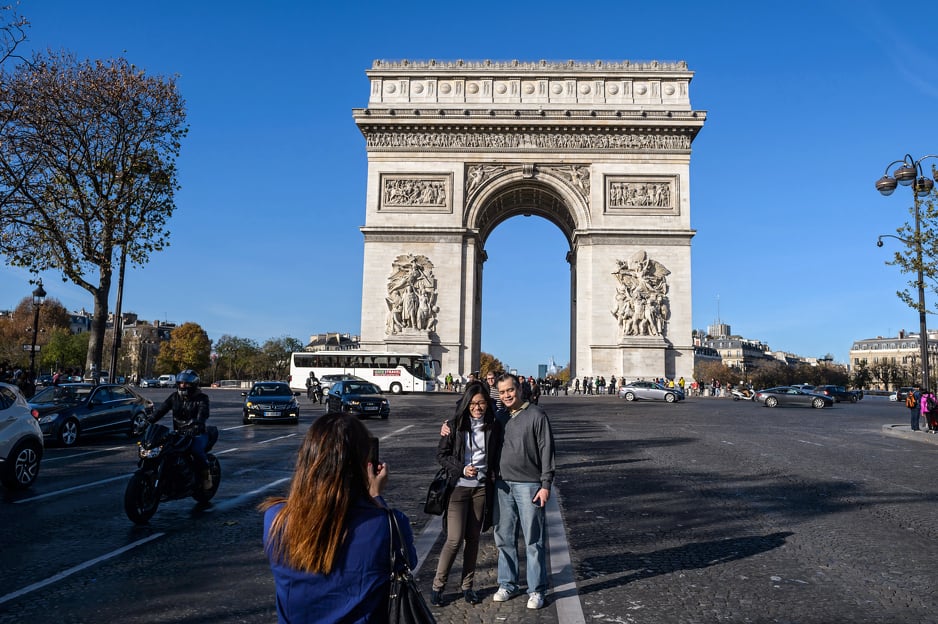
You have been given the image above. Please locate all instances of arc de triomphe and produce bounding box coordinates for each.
[353,59,706,381]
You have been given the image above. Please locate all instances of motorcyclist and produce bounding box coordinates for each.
[305,371,320,403]
[148,369,213,489]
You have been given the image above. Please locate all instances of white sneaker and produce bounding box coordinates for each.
[527,592,545,609]
[492,587,519,602]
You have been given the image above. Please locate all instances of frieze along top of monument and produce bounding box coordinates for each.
[371,59,690,72]
[365,59,696,110]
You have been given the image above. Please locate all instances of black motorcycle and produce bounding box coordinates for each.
[124,423,222,524]
[307,381,323,404]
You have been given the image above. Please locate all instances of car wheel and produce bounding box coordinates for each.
[665,393,676,403]
[58,418,80,447]
[291,417,299,425]
[765,396,778,408]
[1,438,42,490]
[129,412,148,438]
[850,395,858,403]
[381,413,389,420]
[624,391,636,402]
[812,397,826,409]
[389,382,403,395]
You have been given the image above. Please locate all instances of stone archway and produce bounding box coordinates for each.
[354,59,706,382]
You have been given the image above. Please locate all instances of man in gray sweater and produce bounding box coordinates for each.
[491,373,555,610]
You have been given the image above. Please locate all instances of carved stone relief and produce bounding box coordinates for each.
[381,176,449,209]
[364,130,690,152]
[609,181,671,208]
[465,163,589,208]
[611,251,671,338]
[385,254,439,335]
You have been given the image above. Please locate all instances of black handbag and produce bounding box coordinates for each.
[423,468,451,516]
[387,510,437,624]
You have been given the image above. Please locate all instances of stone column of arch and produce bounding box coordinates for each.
[354,59,706,382]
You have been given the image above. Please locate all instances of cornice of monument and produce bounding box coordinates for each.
[369,59,691,74]
[362,59,703,114]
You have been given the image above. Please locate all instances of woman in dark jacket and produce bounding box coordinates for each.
[430,380,501,607]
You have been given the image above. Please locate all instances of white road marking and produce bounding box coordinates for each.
[257,433,298,444]
[13,474,131,504]
[43,446,126,462]
[0,532,165,606]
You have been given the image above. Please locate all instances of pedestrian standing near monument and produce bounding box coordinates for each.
[907,386,921,431]
[491,373,555,610]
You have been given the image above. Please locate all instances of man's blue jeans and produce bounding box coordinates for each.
[494,480,548,594]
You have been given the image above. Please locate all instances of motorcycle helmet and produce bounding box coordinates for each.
[176,369,200,398]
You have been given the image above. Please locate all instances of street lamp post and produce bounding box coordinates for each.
[876,153,938,391]
[108,245,127,383]
[29,279,46,378]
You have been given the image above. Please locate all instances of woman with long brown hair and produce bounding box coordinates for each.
[430,380,500,606]
[260,412,416,623]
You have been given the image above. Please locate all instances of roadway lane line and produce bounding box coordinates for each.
[13,474,130,504]
[207,477,291,513]
[257,433,299,444]
[549,487,586,624]
[797,439,824,446]
[0,532,165,606]
[43,446,126,462]
[380,425,415,440]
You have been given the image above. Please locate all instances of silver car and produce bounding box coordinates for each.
[618,381,685,403]
[0,382,43,490]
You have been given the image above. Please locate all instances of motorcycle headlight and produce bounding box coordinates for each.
[139,445,163,458]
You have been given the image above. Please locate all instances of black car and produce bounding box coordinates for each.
[814,385,859,403]
[326,380,390,419]
[29,383,154,447]
[241,382,300,424]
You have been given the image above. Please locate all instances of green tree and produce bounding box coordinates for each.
[214,335,259,380]
[40,328,89,373]
[851,361,873,390]
[878,180,938,323]
[256,336,303,380]
[155,322,210,374]
[0,50,188,375]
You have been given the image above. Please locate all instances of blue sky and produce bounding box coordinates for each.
[1,1,936,377]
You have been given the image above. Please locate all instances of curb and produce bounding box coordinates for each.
[882,424,938,445]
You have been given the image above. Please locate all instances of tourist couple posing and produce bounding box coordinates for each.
[433,372,556,611]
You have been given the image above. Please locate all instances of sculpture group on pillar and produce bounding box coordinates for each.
[385,254,439,335]
[611,251,671,338]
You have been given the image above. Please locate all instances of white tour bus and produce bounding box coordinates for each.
[288,351,438,394]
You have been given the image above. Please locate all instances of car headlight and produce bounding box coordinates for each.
[245,401,255,408]
[38,415,56,424]
[348,400,361,406]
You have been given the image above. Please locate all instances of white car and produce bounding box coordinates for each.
[158,374,176,387]
[889,392,899,402]
[0,382,43,490]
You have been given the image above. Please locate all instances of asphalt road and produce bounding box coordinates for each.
[2,390,937,623]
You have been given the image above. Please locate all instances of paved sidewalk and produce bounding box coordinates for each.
[882,423,938,444]
[411,488,581,623]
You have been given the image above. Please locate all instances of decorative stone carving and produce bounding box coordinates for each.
[611,251,671,338]
[385,254,439,335]
[363,130,691,152]
[466,164,506,195]
[382,176,447,207]
[540,165,590,198]
[609,181,671,208]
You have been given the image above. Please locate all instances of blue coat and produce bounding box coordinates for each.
[264,497,416,623]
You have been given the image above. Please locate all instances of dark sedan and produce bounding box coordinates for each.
[754,386,833,409]
[29,383,154,447]
[814,385,859,403]
[326,380,390,419]
[241,382,300,424]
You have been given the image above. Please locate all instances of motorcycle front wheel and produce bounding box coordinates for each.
[124,470,160,524]
[193,455,221,503]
